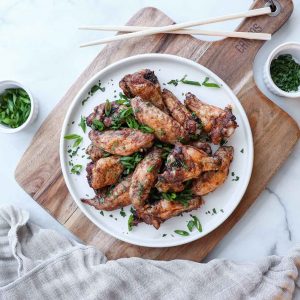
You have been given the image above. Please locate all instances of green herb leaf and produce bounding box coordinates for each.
[71,164,83,175]
[167,79,179,86]
[139,125,154,133]
[120,208,126,217]
[232,176,240,182]
[155,142,172,159]
[174,230,189,236]
[90,83,105,94]
[180,75,201,86]
[128,214,134,231]
[187,220,195,232]
[126,116,140,129]
[147,165,155,173]
[116,93,130,106]
[64,134,82,140]
[81,96,90,106]
[191,215,202,232]
[79,116,86,133]
[73,136,83,148]
[91,85,100,94]
[92,119,105,131]
[105,99,112,117]
[162,188,193,207]
[119,107,133,119]
[120,152,143,175]
[64,134,83,148]
[220,139,228,146]
[202,77,221,88]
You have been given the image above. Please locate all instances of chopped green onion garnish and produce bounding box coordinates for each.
[174,230,189,236]
[0,88,31,128]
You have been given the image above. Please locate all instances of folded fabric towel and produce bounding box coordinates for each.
[0,205,299,300]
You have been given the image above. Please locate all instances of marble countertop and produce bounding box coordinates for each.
[0,0,299,265]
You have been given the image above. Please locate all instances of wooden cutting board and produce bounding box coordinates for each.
[15,0,299,261]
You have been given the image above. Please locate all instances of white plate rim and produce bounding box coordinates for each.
[60,53,254,248]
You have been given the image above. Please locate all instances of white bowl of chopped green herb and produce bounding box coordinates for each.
[264,42,300,98]
[0,80,38,133]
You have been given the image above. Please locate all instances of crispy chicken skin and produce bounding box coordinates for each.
[162,89,200,135]
[119,69,168,112]
[86,144,107,161]
[185,93,238,144]
[156,143,220,192]
[134,197,203,229]
[192,146,234,196]
[86,101,127,128]
[130,148,163,208]
[89,128,154,156]
[131,97,189,144]
[189,141,212,155]
[154,181,185,193]
[86,156,124,189]
[81,175,132,211]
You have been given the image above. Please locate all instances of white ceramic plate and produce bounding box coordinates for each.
[60,54,253,248]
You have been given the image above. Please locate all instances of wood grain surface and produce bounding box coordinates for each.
[15,0,299,261]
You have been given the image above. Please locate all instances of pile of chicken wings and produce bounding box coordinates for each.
[81,69,237,230]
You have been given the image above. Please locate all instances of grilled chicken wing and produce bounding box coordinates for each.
[185,93,238,144]
[154,181,185,193]
[156,143,220,192]
[162,89,200,135]
[81,174,132,211]
[134,197,203,229]
[86,144,108,161]
[131,97,189,144]
[119,69,168,112]
[86,101,127,128]
[89,128,154,156]
[86,156,123,189]
[130,148,163,208]
[189,141,212,155]
[192,146,234,196]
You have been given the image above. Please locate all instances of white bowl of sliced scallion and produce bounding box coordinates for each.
[264,42,300,98]
[0,80,38,133]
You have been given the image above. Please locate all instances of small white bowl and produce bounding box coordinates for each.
[264,42,300,98]
[0,80,38,133]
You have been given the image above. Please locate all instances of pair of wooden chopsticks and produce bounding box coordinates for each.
[79,7,272,48]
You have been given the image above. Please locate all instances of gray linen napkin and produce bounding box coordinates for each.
[0,205,299,300]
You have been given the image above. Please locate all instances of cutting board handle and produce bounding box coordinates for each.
[200,0,293,89]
